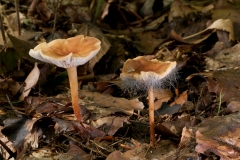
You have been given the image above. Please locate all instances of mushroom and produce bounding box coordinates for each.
[120,56,177,147]
[29,35,101,122]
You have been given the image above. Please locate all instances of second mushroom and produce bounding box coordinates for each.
[120,56,176,147]
[29,35,101,122]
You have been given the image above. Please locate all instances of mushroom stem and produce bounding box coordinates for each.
[148,85,155,148]
[67,66,82,122]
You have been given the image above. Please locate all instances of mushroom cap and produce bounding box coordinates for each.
[29,35,101,68]
[120,56,177,89]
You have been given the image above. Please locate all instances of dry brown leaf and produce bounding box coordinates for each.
[226,101,240,113]
[183,19,234,44]
[205,44,240,70]
[101,0,113,19]
[207,19,234,41]
[0,78,21,101]
[79,90,144,116]
[155,121,183,138]
[207,69,240,102]
[154,89,173,110]
[19,62,40,100]
[133,32,164,54]
[62,141,91,160]
[170,90,188,106]
[106,151,128,160]
[212,8,240,39]
[177,127,199,159]
[195,113,240,159]
[91,116,129,136]
[169,0,197,22]
[0,126,15,160]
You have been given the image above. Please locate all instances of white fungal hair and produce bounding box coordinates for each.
[120,68,178,92]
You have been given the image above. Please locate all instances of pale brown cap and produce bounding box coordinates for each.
[120,56,177,89]
[29,35,101,68]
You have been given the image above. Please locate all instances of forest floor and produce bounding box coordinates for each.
[1,0,240,159]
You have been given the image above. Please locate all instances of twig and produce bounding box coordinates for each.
[90,139,111,153]
[0,13,6,45]
[0,140,16,159]
[63,133,107,158]
[109,140,122,147]
[6,94,21,117]
[15,0,21,70]
[1,11,14,35]
[52,0,59,34]
[143,145,151,158]
[14,0,21,36]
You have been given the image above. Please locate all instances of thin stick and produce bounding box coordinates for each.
[15,0,21,36]
[63,133,107,157]
[148,85,155,147]
[6,94,21,117]
[52,0,59,34]
[0,13,6,44]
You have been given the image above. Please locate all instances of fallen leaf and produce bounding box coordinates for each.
[195,113,240,159]
[7,33,37,62]
[169,0,197,22]
[155,102,181,115]
[0,78,21,101]
[63,141,91,160]
[91,116,129,136]
[205,44,240,70]
[1,117,30,148]
[170,90,188,106]
[24,117,56,148]
[226,101,240,113]
[207,69,240,102]
[177,127,199,159]
[0,48,20,74]
[19,62,40,100]
[73,122,106,139]
[155,120,185,138]
[154,89,173,110]
[79,90,144,116]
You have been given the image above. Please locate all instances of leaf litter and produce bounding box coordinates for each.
[1,0,240,159]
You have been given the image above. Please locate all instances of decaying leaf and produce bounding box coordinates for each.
[91,116,129,136]
[207,68,240,102]
[155,121,183,138]
[178,127,199,159]
[7,33,38,62]
[155,103,181,115]
[0,78,21,101]
[226,101,240,113]
[154,89,173,110]
[107,140,177,160]
[19,62,40,100]
[0,126,16,160]
[0,48,20,74]
[79,90,144,116]
[205,43,240,70]
[62,141,91,160]
[1,117,30,149]
[195,113,240,159]
[170,90,188,106]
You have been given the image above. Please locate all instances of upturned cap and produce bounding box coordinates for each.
[29,35,101,68]
[120,56,177,89]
